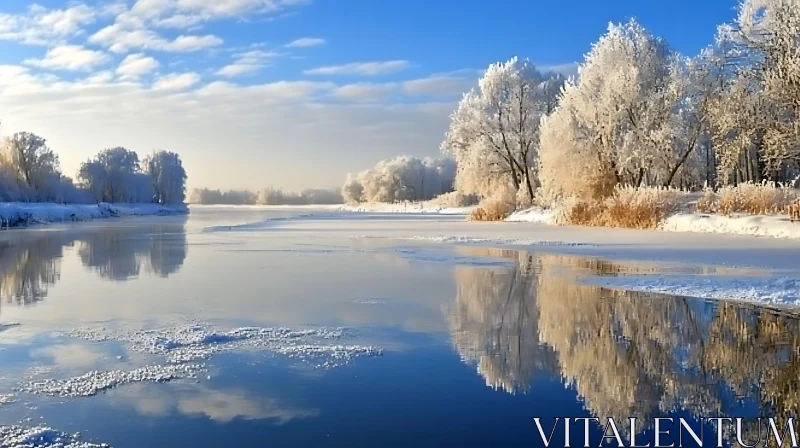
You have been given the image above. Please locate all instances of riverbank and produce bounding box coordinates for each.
[0,202,189,228]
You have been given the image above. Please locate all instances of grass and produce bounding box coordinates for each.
[697,181,799,216]
[469,192,516,221]
[557,185,683,229]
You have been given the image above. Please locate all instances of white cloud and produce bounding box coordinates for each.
[152,72,201,90]
[0,72,452,191]
[332,83,397,102]
[304,60,411,76]
[89,23,223,53]
[117,53,160,78]
[286,37,325,48]
[403,75,474,96]
[0,4,98,45]
[216,50,280,77]
[24,45,108,71]
[128,0,311,28]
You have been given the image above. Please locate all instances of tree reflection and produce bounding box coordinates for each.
[449,248,800,435]
[0,219,187,312]
[448,249,557,395]
[0,235,65,306]
[76,222,187,280]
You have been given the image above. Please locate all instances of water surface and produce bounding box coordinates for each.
[0,207,797,447]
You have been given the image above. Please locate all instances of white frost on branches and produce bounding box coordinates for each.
[341,156,456,204]
[441,57,564,204]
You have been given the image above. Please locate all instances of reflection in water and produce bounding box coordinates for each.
[0,220,187,310]
[109,383,320,424]
[449,247,800,438]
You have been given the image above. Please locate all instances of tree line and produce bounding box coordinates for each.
[189,187,343,205]
[0,131,187,204]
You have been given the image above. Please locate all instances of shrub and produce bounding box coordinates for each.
[557,185,682,229]
[710,182,798,216]
[429,191,479,208]
[469,189,516,221]
[695,188,716,214]
[790,199,800,222]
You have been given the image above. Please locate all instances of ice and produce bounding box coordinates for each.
[0,323,21,333]
[582,274,800,306]
[337,203,473,215]
[0,202,187,228]
[18,364,204,398]
[0,425,109,447]
[393,235,594,247]
[68,323,380,366]
[0,394,15,405]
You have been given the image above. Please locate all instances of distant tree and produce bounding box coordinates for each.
[144,150,187,204]
[341,155,457,204]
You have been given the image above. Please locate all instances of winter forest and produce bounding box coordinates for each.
[0,131,188,205]
[341,0,800,224]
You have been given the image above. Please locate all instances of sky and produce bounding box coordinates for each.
[0,0,740,191]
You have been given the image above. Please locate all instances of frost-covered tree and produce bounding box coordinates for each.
[539,20,687,200]
[1,132,61,193]
[77,147,152,203]
[341,156,457,204]
[442,58,564,202]
[705,0,800,184]
[144,151,187,204]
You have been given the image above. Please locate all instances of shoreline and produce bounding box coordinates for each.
[0,202,189,229]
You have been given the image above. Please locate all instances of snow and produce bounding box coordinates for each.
[18,364,204,398]
[662,212,800,239]
[0,202,188,228]
[68,323,381,366]
[395,235,593,247]
[583,275,800,307]
[337,203,472,215]
[0,425,109,447]
[505,207,555,224]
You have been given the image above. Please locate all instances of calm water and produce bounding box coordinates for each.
[0,207,798,447]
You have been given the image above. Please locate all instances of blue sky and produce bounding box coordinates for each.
[0,0,739,190]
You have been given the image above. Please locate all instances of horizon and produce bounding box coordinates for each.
[0,0,738,191]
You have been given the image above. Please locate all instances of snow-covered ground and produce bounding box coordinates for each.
[0,202,188,228]
[581,274,800,307]
[338,202,473,215]
[662,212,800,239]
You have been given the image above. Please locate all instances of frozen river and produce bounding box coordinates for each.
[0,206,798,447]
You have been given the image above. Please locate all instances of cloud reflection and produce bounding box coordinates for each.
[110,383,320,424]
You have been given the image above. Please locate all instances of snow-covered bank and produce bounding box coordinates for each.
[505,205,800,239]
[583,274,800,307]
[0,202,188,228]
[662,213,800,239]
[505,207,555,224]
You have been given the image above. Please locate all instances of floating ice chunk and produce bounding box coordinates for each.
[0,394,15,405]
[18,364,204,398]
[0,425,109,447]
[68,323,378,367]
